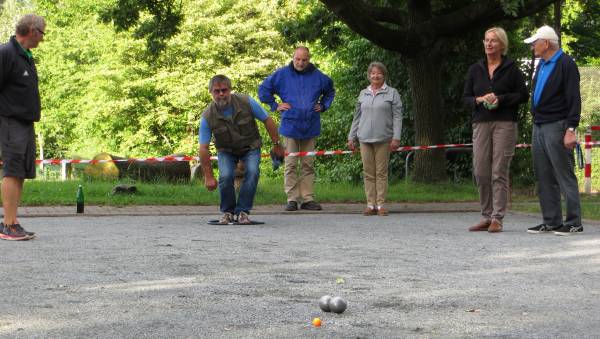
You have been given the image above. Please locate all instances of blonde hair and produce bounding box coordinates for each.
[485,27,509,55]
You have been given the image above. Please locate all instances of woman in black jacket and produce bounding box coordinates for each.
[463,27,529,233]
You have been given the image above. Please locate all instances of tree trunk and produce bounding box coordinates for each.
[406,54,447,182]
[554,0,562,47]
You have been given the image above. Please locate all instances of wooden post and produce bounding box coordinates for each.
[61,161,72,181]
[37,131,44,176]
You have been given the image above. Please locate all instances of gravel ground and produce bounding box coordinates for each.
[2,212,600,338]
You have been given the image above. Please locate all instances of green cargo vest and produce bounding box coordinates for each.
[203,93,262,155]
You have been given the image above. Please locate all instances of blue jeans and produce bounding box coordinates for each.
[217,148,261,215]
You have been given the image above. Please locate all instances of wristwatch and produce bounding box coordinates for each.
[567,127,576,132]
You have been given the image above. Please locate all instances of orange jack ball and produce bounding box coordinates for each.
[312,317,322,327]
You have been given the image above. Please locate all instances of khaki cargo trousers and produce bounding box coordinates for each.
[472,121,518,222]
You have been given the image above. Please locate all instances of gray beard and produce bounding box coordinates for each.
[215,98,230,109]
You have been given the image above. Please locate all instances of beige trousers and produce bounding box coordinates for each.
[284,137,316,203]
[360,142,391,206]
[472,121,517,221]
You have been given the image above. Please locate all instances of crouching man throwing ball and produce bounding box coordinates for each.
[199,75,284,224]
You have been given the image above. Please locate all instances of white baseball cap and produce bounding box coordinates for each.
[524,25,559,44]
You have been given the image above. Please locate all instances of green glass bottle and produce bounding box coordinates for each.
[76,185,84,213]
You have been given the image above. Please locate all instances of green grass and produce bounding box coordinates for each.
[16,178,478,206]
[23,180,219,206]
[15,178,600,221]
[316,179,479,203]
[512,194,600,221]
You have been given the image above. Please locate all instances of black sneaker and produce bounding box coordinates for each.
[527,224,556,234]
[0,223,32,241]
[285,201,298,211]
[12,223,35,236]
[300,201,322,211]
[554,224,583,236]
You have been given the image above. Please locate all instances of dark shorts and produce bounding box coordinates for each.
[0,116,36,179]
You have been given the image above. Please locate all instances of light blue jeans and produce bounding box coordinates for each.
[217,148,261,215]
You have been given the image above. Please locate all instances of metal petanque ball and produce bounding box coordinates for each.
[483,101,498,110]
[328,296,347,314]
[318,295,332,312]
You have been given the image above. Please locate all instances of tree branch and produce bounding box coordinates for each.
[367,6,406,24]
[320,0,556,56]
[427,0,556,37]
[320,0,417,53]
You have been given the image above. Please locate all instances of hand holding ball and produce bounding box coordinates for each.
[483,101,498,110]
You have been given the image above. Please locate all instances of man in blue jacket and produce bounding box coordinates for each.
[259,46,335,211]
[0,14,46,241]
[523,26,583,236]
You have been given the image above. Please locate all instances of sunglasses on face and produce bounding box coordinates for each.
[212,88,230,94]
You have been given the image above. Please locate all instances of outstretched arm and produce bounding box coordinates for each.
[199,143,217,191]
[264,117,284,158]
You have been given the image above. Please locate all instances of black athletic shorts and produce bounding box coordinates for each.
[0,116,36,179]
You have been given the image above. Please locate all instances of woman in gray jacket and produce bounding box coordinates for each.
[348,62,403,216]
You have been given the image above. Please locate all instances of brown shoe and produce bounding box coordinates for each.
[468,219,491,231]
[488,219,503,233]
[377,207,388,216]
[237,211,251,225]
[363,207,377,216]
[217,212,234,225]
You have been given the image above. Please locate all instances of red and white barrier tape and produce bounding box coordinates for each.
[583,127,599,194]
[281,141,600,157]
[32,141,600,165]
[35,156,198,165]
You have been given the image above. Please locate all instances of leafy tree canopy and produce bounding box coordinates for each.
[0,0,597,183]
[99,0,183,56]
[1,0,294,159]
[563,0,600,65]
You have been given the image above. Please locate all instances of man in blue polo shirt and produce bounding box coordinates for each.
[524,26,583,236]
[199,75,284,224]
